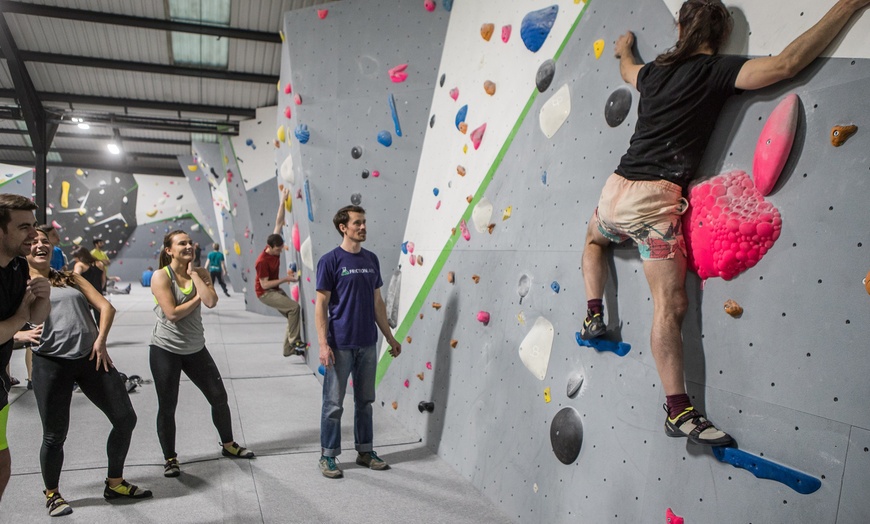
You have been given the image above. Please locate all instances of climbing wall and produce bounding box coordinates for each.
[0,164,32,198]
[277,0,450,337]
[364,0,870,523]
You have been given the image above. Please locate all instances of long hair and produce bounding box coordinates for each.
[159,230,188,269]
[655,0,733,67]
[32,230,76,287]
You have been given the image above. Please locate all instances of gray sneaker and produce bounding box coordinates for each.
[319,456,343,478]
[356,451,389,470]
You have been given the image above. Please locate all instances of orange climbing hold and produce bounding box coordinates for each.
[432,302,442,310]
[450,339,458,348]
[466,195,473,203]
[447,271,455,283]
[831,125,857,147]
[392,401,398,410]
[864,269,870,295]
[457,165,466,176]
[484,80,496,95]
[487,224,495,234]
[416,372,424,381]
[472,275,480,283]
[458,122,468,134]
[724,299,743,317]
[406,336,413,343]
[481,23,494,41]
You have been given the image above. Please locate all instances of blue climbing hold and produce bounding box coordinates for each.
[304,179,314,222]
[401,241,409,255]
[541,171,548,185]
[388,93,402,137]
[289,263,297,273]
[575,332,631,357]
[551,281,560,293]
[433,188,439,196]
[377,130,393,147]
[294,124,310,144]
[443,0,453,11]
[245,138,254,147]
[318,364,325,376]
[455,104,468,131]
[521,5,559,53]
[712,446,821,495]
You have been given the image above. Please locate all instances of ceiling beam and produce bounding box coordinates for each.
[0,11,45,151]
[0,145,182,159]
[9,50,278,84]
[0,0,280,43]
[0,158,185,177]
[0,129,193,146]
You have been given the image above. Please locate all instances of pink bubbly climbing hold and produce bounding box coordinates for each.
[372,170,380,178]
[283,83,292,95]
[291,284,299,302]
[409,254,416,266]
[426,361,432,370]
[294,93,302,105]
[460,219,471,241]
[502,25,512,43]
[407,241,415,254]
[389,64,408,83]
[752,94,799,196]
[666,508,684,524]
[477,311,491,325]
[424,0,435,11]
[284,106,292,119]
[683,170,782,281]
[470,123,487,150]
[317,9,328,19]
[292,223,301,251]
[449,87,459,101]
[404,379,410,388]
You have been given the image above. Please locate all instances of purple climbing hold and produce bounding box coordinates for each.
[521,5,559,53]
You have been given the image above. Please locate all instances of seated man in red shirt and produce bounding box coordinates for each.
[256,189,304,356]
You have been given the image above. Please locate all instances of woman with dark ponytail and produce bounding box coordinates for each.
[580,0,869,445]
[149,230,254,478]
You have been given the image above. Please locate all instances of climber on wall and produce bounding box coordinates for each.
[579,0,870,446]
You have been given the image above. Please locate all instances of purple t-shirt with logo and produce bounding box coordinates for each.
[316,246,383,348]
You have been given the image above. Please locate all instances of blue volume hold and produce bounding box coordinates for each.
[294,124,310,144]
[377,130,393,147]
[388,93,402,137]
[521,5,559,53]
[304,179,314,222]
[575,332,631,357]
[455,104,468,130]
[712,446,821,495]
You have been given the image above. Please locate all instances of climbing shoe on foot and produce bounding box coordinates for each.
[356,450,389,470]
[319,455,343,478]
[222,442,255,459]
[580,311,606,340]
[45,491,73,517]
[664,405,734,446]
[103,480,153,500]
[164,457,180,477]
[294,340,307,355]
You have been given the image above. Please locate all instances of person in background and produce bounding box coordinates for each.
[12,324,42,390]
[0,193,52,503]
[193,242,202,268]
[28,228,151,516]
[141,266,154,287]
[90,238,110,276]
[207,243,230,297]
[42,225,67,271]
[150,230,255,478]
[72,246,107,326]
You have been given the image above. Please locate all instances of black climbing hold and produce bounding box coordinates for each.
[430,115,436,128]
[604,86,633,127]
[351,193,362,205]
[550,407,583,464]
[361,169,370,179]
[418,401,435,413]
[536,59,556,93]
[440,73,445,87]
[351,146,363,159]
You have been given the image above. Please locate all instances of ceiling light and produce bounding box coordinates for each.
[107,143,121,155]
[77,122,90,129]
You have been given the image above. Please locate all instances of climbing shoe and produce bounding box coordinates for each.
[319,455,343,478]
[664,405,734,446]
[45,491,73,517]
[164,457,180,477]
[580,311,606,340]
[103,479,153,500]
[356,450,389,471]
[222,442,255,459]
[294,340,307,355]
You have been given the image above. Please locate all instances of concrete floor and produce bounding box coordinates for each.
[2,289,509,523]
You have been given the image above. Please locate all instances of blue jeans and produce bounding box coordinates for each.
[320,344,377,457]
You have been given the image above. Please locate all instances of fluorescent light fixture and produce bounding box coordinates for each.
[107,143,121,155]
[77,122,90,129]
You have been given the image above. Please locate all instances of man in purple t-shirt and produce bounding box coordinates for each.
[315,205,401,479]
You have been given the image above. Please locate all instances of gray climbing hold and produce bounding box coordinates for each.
[536,59,556,92]
[351,193,362,205]
[430,114,436,128]
[550,407,583,465]
[361,169,370,179]
[440,73,445,87]
[605,87,633,127]
[521,5,558,53]
[351,146,363,159]
[386,266,402,328]
[567,372,584,398]
[517,274,530,304]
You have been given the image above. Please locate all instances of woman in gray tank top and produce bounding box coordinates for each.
[149,230,255,478]
[27,228,151,517]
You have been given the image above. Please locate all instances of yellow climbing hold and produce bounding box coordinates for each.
[75,168,84,176]
[594,39,605,59]
[60,181,70,208]
[277,125,286,143]
[77,208,86,216]
[544,387,551,403]
[503,206,512,220]
[517,311,526,325]
[279,30,285,42]
[145,209,158,217]
[463,144,468,154]
[234,241,241,255]
[284,195,292,212]
[87,217,95,224]
[188,165,198,171]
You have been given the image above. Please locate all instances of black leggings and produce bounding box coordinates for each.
[210,270,228,294]
[32,353,137,490]
[149,345,233,460]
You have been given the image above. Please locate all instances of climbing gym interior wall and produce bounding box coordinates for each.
[305,0,868,523]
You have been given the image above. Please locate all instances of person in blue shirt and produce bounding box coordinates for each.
[42,225,66,271]
[315,205,401,479]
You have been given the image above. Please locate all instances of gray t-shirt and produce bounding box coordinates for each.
[151,266,205,354]
[35,284,98,360]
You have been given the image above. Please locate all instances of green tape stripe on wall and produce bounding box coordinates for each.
[376,1,591,386]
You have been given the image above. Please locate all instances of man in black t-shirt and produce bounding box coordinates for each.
[0,194,51,502]
[580,0,869,446]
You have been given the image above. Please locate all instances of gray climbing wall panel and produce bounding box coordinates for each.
[371,0,870,523]
[278,0,450,345]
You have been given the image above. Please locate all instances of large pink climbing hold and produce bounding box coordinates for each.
[292,222,301,251]
[752,94,799,196]
[460,219,471,241]
[294,94,302,105]
[470,123,487,150]
[283,83,292,95]
[291,284,299,302]
[317,9,328,19]
[666,508,684,524]
[424,0,436,11]
[389,64,408,83]
[284,106,292,119]
[477,311,491,325]
[502,25,512,43]
[683,170,782,281]
[449,88,459,101]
